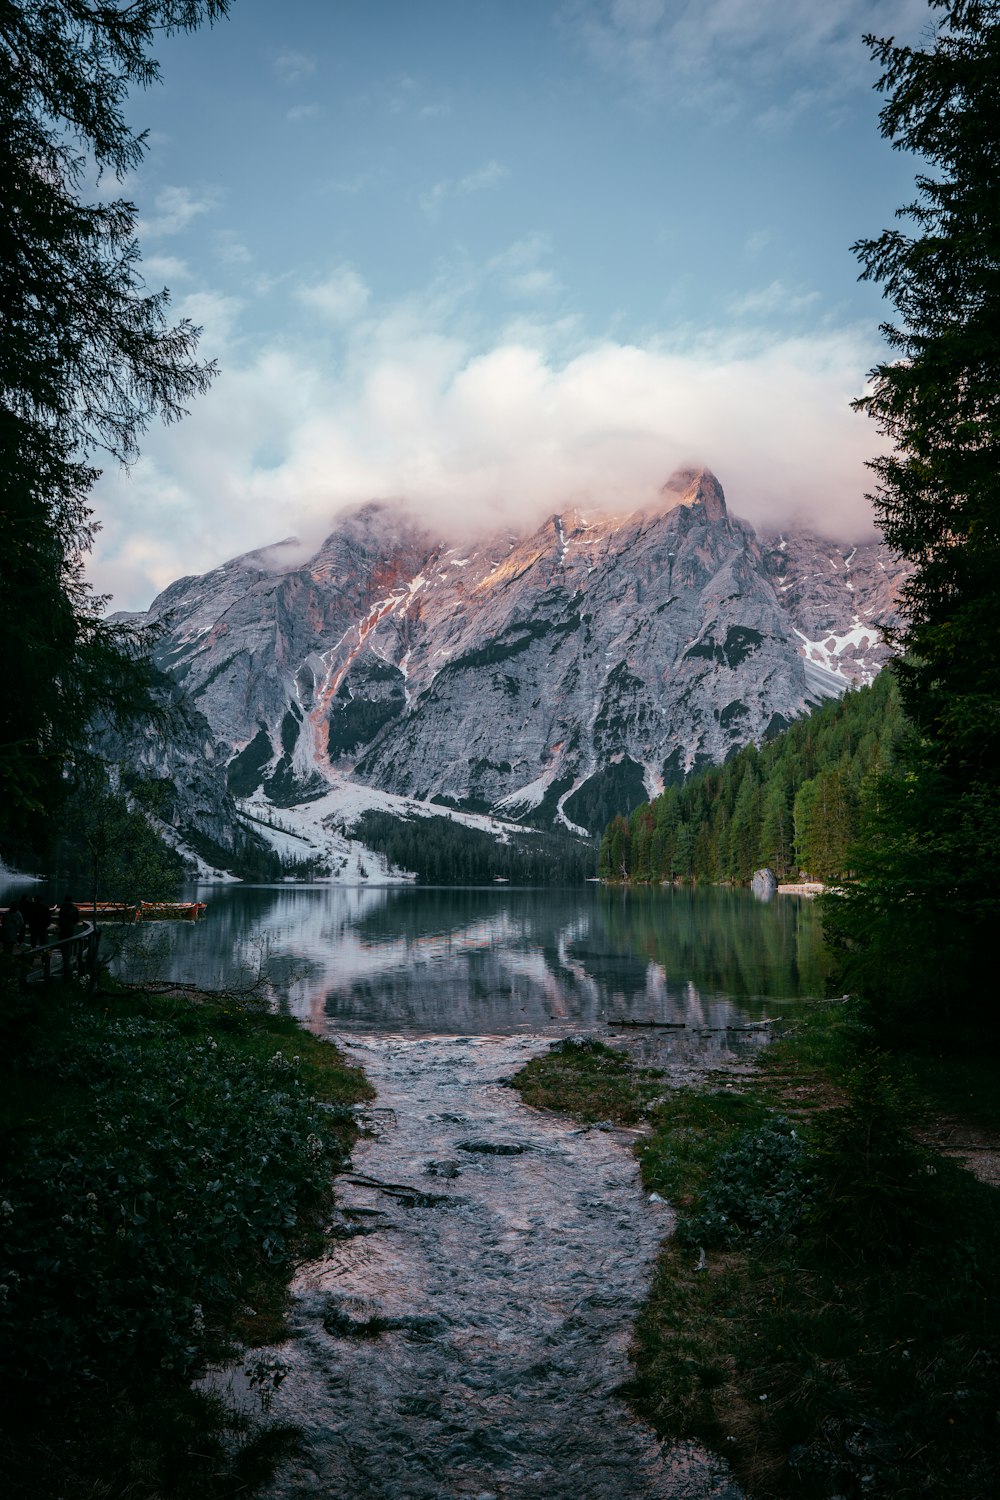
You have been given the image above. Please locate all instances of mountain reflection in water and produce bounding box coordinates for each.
[102,884,828,1035]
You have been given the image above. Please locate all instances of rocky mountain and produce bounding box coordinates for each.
[121,469,908,876]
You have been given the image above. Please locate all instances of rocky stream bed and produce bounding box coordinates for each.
[226,1031,746,1500]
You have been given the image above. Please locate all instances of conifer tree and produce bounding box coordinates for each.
[852,0,1000,764]
[0,2,231,860]
[829,0,1000,1027]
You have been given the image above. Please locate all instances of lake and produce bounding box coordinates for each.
[92,881,829,1036]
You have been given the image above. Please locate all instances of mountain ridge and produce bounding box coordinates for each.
[116,469,908,877]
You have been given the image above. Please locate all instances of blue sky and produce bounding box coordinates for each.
[91,0,931,610]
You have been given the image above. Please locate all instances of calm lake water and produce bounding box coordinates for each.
[89,882,828,1035]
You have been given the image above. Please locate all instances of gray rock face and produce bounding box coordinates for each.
[134,470,907,846]
[759,528,909,686]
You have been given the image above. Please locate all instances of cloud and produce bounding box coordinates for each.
[139,184,217,238]
[213,230,252,266]
[559,0,931,116]
[728,280,820,319]
[356,73,452,120]
[90,271,887,612]
[143,253,191,285]
[286,102,324,124]
[420,160,510,219]
[488,234,563,300]
[295,265,371,323]
[743,229,772,258]
[324,173,373,196]
[274,48,316,85]
[174,289,244,348]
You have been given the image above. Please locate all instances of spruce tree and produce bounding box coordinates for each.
[829,0,1000,1028]
[852,0,1000,762]
[0,2,230,860]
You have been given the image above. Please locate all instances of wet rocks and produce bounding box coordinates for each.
[253,1033,742,1500]
[322,1297,443,1342]
[456,1139,529,1156]
[425,1158,462,1178]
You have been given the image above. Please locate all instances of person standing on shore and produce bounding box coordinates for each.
[28,895,51,948]
[58,895,80,940]
[1,905,24,953]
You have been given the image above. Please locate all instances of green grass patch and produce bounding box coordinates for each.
[512,1037,666,1124]
[0,963,372,1500]
[516,1010,1000,1498]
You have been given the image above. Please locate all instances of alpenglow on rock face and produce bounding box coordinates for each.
[131,469,907,859]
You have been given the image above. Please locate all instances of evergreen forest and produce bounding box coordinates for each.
[598,670,903,885]
[354,809,595,885]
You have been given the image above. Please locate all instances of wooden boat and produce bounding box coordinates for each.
[74,901,138,922]
[136,900,207,922]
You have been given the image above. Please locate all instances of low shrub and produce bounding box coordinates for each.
[675,1116,812,1250]
[0,976,371,1498]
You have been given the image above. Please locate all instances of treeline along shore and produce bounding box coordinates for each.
[599,672,903,888]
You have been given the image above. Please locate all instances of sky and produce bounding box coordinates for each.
[88,0,934,612]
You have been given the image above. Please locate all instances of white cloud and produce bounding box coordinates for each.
[213,230,252,266]
[357,73,452,121]
[274,48,316,85]
[488,234,563,300]
[295,265,371,324]
[420,160,510,219]
[286,102,324,124]
[324,173,373,196]
[743,229,772,258]
[90,274,886,612]
[728,280,821,319]
[139,184,217,238]
[560,0,931,116]
[174,289,244,348]
[142,253,191,284]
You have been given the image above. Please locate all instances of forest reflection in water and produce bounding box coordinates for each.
[101,882,829,1036]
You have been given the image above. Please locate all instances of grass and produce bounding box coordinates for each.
[511,1008,1000,1499]
[0,960,373,1500]
[511,1036,668,1123]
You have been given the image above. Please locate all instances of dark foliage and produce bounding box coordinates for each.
[0,2,229,860]
[0,976,371,1499]
[353,809,594,885]
[827,0,1000,1032]
[599,672,902,884]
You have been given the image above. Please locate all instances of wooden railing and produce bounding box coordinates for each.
[19,922,101,989]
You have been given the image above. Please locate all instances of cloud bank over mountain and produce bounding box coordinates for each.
[91,275,885,611]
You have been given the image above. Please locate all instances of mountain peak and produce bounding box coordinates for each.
[661,467,727,523]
